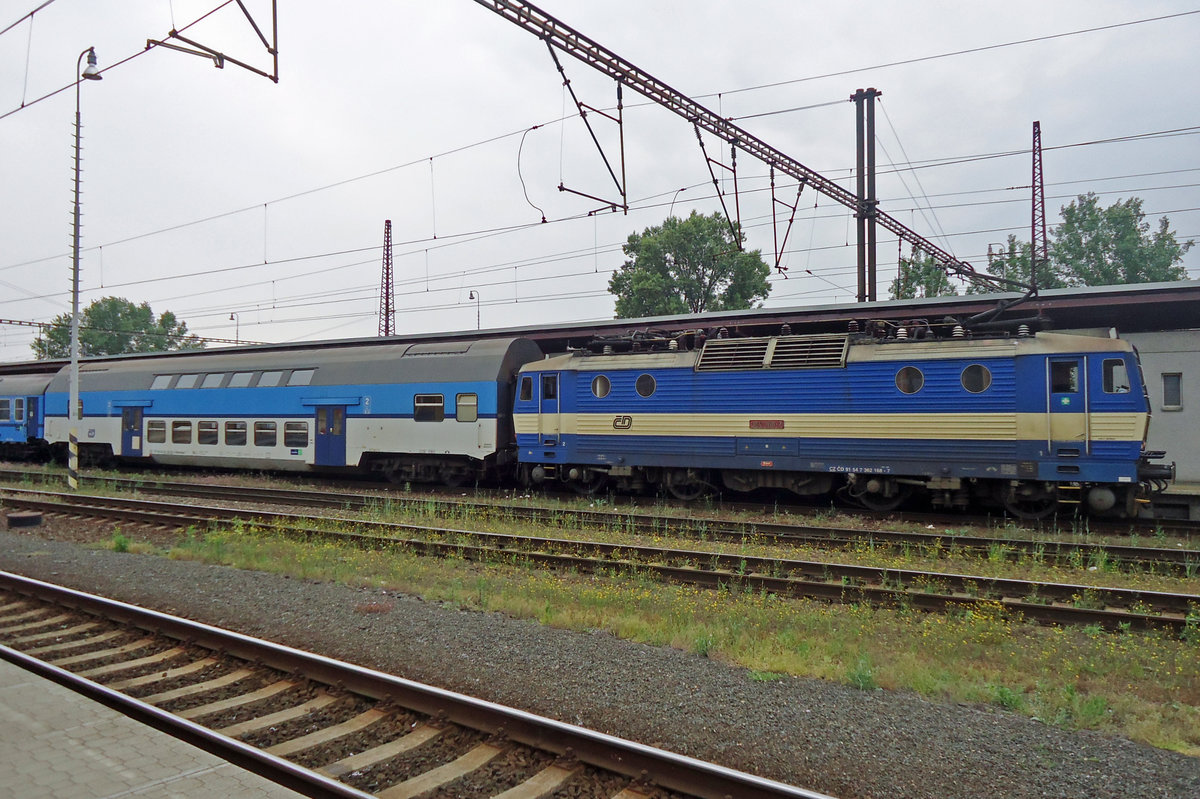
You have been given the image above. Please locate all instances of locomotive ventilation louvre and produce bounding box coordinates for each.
[695,333,850,371]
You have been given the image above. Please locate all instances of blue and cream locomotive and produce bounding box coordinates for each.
[513,327,1172,518]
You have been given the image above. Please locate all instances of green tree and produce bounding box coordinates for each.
[608,211,771,317]
[967,234,1065,294]
[32,296,204,359]
[1052,193,1192,286]
[889,248,959,300]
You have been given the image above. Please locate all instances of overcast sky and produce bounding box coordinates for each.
[1,0,1197,361]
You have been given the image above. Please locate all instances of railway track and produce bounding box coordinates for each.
[4,488,1197,634]
[3,470,1198,576]
[0,570,828,799]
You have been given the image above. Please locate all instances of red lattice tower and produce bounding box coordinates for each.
[378,219,395,336]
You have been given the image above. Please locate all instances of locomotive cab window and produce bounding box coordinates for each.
[146,420,166,443]
[1102,359,1130,393]
[541,375,557,400]
[1051,361,1079,393]
[895,366,923,394]
[635,374,656,398]
[519,376,533,402]
[961,364,991,394]
[456,393,478,423]
[591,375,611,399]
[150,375,172,390]
[414,394,445,422]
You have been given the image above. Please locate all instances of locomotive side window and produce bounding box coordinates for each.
[288,369,315,387]
[175,374,199,390]
[591,375,611,399]
[1051,361,1078,393]
[456,393,478,423]
[519,377,533,402]
[258,371,284,387]
[225,421,247,446]
[171,421,192,444]
[254,421,277,446]
[541,376,557,400]
[1101,359,1130,393]
[895,366,923,394]
[1162,373,1182,410]
[961,364,991,393]
[636,374,656,398]
[284,421,309,447]
[150,375,172,390]
[198,421,218,445]
[146,420,166,443]
[201,373,225,389]
[414,394,445,422]
[229,372,254,388]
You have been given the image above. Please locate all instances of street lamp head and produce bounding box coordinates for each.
[468,290,477,300]
[82,48,102,81]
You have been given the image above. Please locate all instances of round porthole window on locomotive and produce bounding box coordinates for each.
[895,366,924,394]
[635,373,656,397]
[961,364,992,393]
[591,374,611,399]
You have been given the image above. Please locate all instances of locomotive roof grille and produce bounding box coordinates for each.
[695,334,849,371]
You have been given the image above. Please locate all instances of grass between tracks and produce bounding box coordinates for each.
[143,517,1200,756]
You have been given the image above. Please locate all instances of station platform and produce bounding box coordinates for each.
[0,658,304,799]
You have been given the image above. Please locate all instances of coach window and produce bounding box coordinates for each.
[225,421,247,446]
[896,366,924,394]
[414,394,445,422]
[175,374,199,390]
[13,398,24,421]
[150,375,172,390]
[288,369,315,387]
[0,399,9,420]
[198,421,219,445]
[519,376,533,402]
[961,364,992,394]
[228,372,254,388]
[591,375,611,399]
[258,371,283,387]
[456,393,478,423]
[254,421,277,447]
[1102,359,1130,393]
[635,374,656,398]
[284,421,309,447]
[1162,373,1183,411]
[201,373,225,389]
[146,420,166,444]
[171,421,192,444]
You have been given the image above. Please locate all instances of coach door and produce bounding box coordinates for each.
[315,406,347,467]
[121,407,143,457]
[1047,357,1087,455]
[539,373,560,445]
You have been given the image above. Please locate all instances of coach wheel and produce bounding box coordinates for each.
[569,470,608,496]
[856,483,912,512]
[664,469,707,501]
[1002,482,1058,520]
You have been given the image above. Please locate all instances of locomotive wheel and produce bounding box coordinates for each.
[570,471,608,496]
[1002,483,1059,520]
[664,470,708,501]
[439,467,467,488]
[857,485,912,512]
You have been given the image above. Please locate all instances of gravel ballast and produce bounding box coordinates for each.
[0,527,1197,799]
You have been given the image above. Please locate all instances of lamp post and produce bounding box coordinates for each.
[68,47,102,491]
[229,312,240,344]
[468,290,480,330]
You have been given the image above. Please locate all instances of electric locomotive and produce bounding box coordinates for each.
[513,325,1173,518]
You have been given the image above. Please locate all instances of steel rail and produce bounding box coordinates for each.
[0,571,833,799]
[4,490,1195,632]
